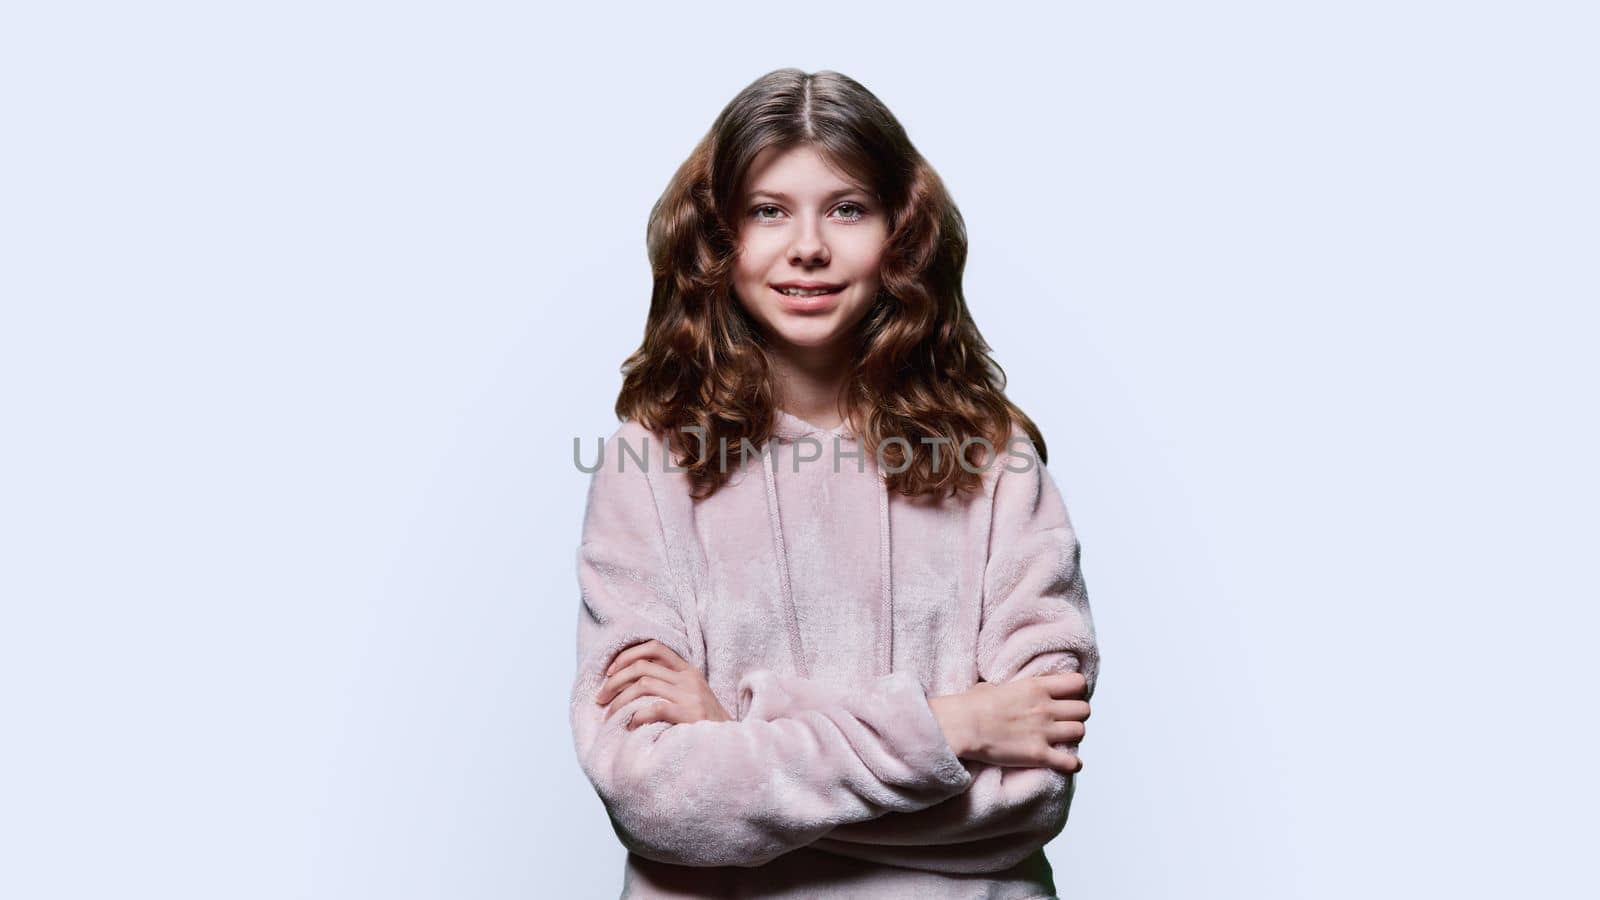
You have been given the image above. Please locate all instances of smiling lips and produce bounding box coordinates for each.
[771,281,845,312]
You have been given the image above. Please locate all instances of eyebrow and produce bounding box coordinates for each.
[745,187,872,203]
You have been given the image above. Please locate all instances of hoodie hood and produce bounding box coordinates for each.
[772,408,857,443]
[761,409,895,679]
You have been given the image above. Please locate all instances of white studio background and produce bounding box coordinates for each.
[2,2,1594,898]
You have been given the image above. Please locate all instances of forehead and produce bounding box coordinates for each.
[742,144,872,197]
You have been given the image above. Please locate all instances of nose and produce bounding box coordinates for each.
[787,215,830,267]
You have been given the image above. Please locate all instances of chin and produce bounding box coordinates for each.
[767,320,850,349]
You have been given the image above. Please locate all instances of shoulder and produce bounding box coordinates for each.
[983,420,1081,549]
[579,420,678,544]
[980,421,1047,496]
[604,418,669,462]
[979,420,1081,542]
[586,418,695,505]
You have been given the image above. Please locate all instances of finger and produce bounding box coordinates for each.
[610,694,670,726]
[604,640,671,677]
[1041,671,1088,699]
[607,677,676,713]
[602,677,679,720]
[597,661,674,705]
[625,701,681,730]
[1053,699,1091,722]
[605,639,690,677]
[1046,747,1083,774]
[596,660,679,704]
[1048,720,1087,744]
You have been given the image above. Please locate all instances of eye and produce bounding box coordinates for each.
[751,204,785,222]
[833,202,867,222]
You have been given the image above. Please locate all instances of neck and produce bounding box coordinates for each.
[767,341,854,429]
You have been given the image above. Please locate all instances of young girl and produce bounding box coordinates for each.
[569,68,1099,899]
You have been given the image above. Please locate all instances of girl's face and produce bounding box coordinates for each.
[731,144,887,359]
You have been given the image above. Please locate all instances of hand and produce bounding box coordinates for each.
[928,672,1090,774]
[595,639,734,730]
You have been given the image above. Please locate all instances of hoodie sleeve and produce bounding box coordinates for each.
[568,425,976,869]
[804,441,1101,873]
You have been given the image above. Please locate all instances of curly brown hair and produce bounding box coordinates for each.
[615,67,1047,501]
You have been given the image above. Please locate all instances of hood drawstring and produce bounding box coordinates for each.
[761,413,893,680]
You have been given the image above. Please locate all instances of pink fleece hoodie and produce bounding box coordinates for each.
[569,410,1100,899]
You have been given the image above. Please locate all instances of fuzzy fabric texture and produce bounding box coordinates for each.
[570,410,1100,899]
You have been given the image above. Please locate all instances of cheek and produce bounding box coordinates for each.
[731,243,771,310]
[846,240,887,286]
[734,237,777,280]
[841,226,887,264]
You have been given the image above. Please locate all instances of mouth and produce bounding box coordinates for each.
[770,282,846,312]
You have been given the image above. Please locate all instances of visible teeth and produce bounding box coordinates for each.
[779,287,838,297]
